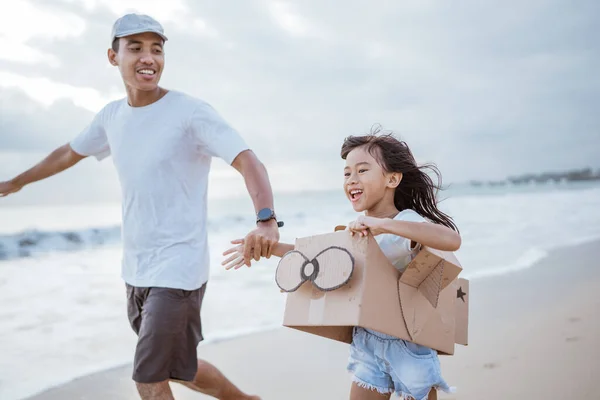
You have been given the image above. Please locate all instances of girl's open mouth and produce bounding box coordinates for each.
[349,189,363,202]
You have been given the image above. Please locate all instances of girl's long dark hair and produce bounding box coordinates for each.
[341,127,459,232]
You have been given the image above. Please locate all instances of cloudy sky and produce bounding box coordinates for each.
[1,0,598,206]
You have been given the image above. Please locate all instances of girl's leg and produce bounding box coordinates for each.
[427,388,437,400]
[349,382,392,400]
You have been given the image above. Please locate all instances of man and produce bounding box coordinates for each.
[0,13,280,400]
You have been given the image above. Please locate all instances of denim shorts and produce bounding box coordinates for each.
[347,327,455,400]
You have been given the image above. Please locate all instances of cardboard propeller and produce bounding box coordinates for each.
[276,246,355,292]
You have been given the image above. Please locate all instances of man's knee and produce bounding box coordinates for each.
[135,380,174,400]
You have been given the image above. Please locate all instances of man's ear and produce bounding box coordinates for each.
[387,172,403,189]
[107,48,118,66]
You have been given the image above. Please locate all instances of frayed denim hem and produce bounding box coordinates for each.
[350,375,394,395]
[349,369,457,400]
[397,385,457,400]
[440,385,456,394]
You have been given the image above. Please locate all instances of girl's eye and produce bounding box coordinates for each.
[359,169,367,173]
[130,47,140,51]
[344,173,350,177]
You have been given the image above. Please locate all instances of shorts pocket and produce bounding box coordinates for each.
[401,340,434,359]
[155,287,192,300]
[126,283,134,299]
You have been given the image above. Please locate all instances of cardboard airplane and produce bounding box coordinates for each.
[275,229,469,355]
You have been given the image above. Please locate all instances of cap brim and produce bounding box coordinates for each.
[114,28,168,42]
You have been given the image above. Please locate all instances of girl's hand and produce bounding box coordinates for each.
[348,216,388,236]
[222,239,250,270]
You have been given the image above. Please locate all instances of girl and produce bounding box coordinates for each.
[222,130,461,400]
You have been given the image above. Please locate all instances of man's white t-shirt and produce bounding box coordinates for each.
[70,90,249,290]
[375,209,426,272]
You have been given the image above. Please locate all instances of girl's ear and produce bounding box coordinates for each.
[387,172,402,188]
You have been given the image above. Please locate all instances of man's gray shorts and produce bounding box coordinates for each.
[126,283,207,383]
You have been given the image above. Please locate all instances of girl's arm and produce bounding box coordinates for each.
[271,242,295,257]
[349,216,461,252]
[382,219,461,251]
[222,239,294,270]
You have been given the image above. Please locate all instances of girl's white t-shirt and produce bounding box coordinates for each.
[375,209,426,272]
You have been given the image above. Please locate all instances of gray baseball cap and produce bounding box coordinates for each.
[111,13,168,43]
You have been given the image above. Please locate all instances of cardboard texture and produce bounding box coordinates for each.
[276,230,469,355]
[454,278,469,346]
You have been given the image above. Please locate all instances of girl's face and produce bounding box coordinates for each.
[343,146,401,213]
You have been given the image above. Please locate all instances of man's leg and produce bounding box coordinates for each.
[126,285,176,400]
[127,284,175,400]
[136,381,175,400]
[172,359,260,400]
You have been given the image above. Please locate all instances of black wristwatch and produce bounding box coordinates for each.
[256,208,284,228]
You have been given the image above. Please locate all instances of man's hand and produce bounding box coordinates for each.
[348,215,389,237]
[242,219,280,266]
[0,180,22,197]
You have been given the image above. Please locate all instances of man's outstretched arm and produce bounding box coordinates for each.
[231,149,280,266]
[0,144,86,197]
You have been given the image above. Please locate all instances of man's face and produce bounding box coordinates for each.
[108,32,165,91]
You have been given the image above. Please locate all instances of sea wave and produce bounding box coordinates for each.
[0,227,121,261]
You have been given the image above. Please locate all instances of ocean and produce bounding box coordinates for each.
[1,181,600,399]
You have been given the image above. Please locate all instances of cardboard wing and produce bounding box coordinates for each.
[397,247,463,342]
[277,230,469,355]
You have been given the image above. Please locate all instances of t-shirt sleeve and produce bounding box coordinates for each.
[398,209,427,224]
[385,209,427,257]
[69,107,111,161]
[187,101,249,164]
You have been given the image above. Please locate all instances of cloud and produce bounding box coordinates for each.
[1,0,599,206]
[0,72,122,112]
[0,1,86,67]
[0,87,97,151]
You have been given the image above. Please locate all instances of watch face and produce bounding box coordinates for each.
[258,208,273,220]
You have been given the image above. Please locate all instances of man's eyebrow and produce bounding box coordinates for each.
[125,40,163,47]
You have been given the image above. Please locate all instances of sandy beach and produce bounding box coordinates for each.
[25,239,600,400]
